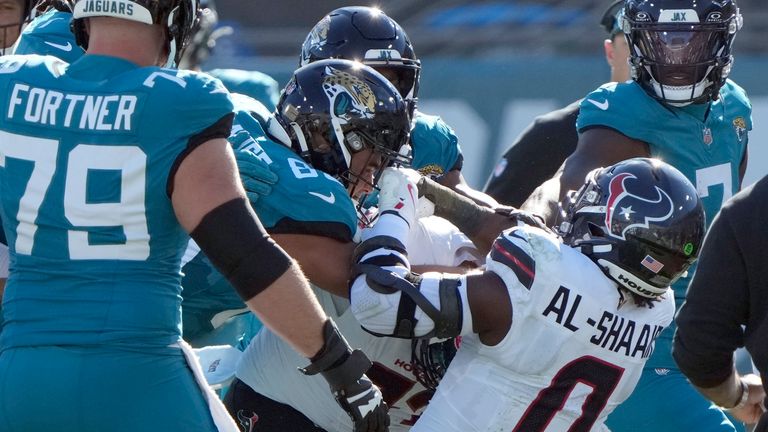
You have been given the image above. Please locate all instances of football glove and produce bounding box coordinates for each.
[300,320,390,432]
[230,130,278,204]
[377,167,422,228]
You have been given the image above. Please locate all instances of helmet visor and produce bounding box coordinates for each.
[634,29,725,86]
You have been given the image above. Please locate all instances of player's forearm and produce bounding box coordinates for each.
[695,371,746,408]
[418,176,511,254]
[244,263,326,358]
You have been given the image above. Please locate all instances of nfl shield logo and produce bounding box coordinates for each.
[702,128,713,145]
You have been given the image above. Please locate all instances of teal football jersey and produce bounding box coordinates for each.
[411,110,462,176]
[180,245,255,347]
[0,54,234,351]
[208,68,280,112]
[578,79,752,369]
[14,10,84,64]
[179,108,356,346]
[232,110,357,240]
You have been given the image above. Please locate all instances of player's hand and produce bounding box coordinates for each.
[229,130,278,204]
[377,167,421,227]
[727,374,766,425]
[333,368,389,432]
[300,320,390,432]
[495,205,553,234]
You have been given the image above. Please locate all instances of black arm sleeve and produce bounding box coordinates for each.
[673,207,748,388]
[483,101,580,207]
[190,197,293,301]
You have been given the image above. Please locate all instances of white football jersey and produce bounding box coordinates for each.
[412,225,675,432]
[236,216,480,431]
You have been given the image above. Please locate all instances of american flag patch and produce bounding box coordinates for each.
[641,255,664,274]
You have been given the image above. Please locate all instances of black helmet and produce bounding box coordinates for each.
[276,59,411,190]
[72,0,199,66]
[178,0,230,70]
[300,6,420,114]
[560,158,705,298]
[622,0,742,105]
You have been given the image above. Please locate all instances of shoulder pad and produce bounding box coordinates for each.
[255,145,357,239]
[577,81,664,144]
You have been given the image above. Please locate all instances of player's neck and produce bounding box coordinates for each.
[86,18,166,67]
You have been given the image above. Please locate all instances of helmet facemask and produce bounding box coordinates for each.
[278,60,411,218]
[411,337,458,391]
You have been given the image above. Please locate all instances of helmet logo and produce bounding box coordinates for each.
[635,11,651,22]
[322,66,376,119]
[733,117,747,143]
[604,172,674,240]
[706,12,723,23]
[301,16,330,66]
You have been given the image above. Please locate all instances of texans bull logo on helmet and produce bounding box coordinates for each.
[604,172,674,240]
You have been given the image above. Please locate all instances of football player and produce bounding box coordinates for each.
[521,1,752,431]
[0,1,387,431]
[221,59,482,432]
[351,158,706,431]
[484,0,631,207]
[300,6,497,208]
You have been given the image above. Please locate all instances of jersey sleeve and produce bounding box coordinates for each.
[249,141,357,242]
[171,70,235,139]
[411,112,462,176]
[484,101,580,207]
[208,68,280,112]
[485,226,538,304]
[577,82,664,145]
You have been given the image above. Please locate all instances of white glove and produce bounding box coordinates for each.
[377,167,421,227]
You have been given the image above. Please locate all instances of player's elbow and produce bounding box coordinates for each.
[349,276,402,336]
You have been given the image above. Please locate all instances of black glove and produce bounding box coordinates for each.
[300,320,389,432]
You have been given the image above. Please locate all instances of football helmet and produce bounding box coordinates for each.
[71,0,199,66]
[559,158,705,298]
[178,0,230,70]
[412,337,457,391]
[275,59,411,193]
[300,6,421,116]
[622,0,742,105]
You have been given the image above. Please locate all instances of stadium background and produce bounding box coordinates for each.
[205,0,768,190]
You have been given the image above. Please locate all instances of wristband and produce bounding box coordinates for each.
[724,378,750,411]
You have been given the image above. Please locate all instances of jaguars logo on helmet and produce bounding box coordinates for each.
[276,59,410,190]
[322,65,376,119]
